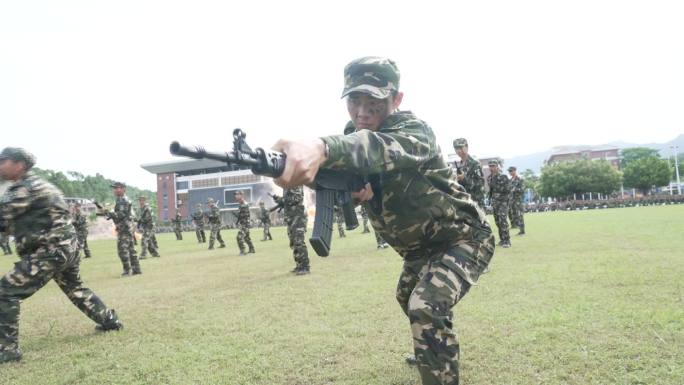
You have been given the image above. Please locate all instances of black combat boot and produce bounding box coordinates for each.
[95,310,124,332]
[0,346,22,364]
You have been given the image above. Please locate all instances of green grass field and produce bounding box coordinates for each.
[1,206,682,385]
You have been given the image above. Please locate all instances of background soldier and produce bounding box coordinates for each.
[99,182,142,276]
[487,160,512,247]
[283,187,310,275]
[137,196,160,259]
[359,205,371,233]
[206,198,225,250]
[192,203,207,243]
[271,57,495,384]
[507,166,526,236]
[453,138,486,208]
[0,147,122,364]
[258,201,272,241]
[172,210,183,240]
[233,190,255,255]
[0,232,12,255]
[71,202,92,258]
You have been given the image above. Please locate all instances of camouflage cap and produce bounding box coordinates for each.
[0,147,36,170]
[507,166,517,172]
[110,181,126,188]
[233,190,243,195]
[487,159,500,166]
[196,203,202,207]
[137,195,146,200]
[258,201,265,205]
[342,56,400,99]
[207,197,215,203]
[453,138,468,148]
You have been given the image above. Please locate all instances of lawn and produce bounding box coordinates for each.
[1,205,682,385]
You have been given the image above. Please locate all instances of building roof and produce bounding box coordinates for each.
[140,158,230,174]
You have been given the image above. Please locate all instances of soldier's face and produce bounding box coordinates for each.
[489,165,498,174]
[346,92,403,131]
[455,147,468,159]
[113,186,125,197]
[0,159,26,181]
[234,193,243,202]
[138,199,145,207]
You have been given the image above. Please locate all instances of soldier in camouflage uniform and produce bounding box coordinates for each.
[233,190,255,255]
[192,203,207,243]
[452,138,486,208]
[0,232,12,255]
[507,166,526,236]
[100,182,142,276]
[0,147,122,363]
[487,160,511,248]
[272,57,495,384]
[71,202,91,258]
[258,201,272,241]
[282,186,310,275]
[206,198,225,250]
[172,211,183,240]
[334,203,346,238]
[137,196,160,258]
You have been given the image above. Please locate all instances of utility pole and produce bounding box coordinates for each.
[672,145,681,195]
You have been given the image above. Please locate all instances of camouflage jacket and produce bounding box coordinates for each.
[172,212,182,226]
[455,155,485,205]
[137,203,155,230]
[509,176,525,201]
[191,209,205,225]
[235,202,251,227]
[109,195,135,234]
[207,205,221,225]
[259,207,271,224]
[72,211,88,233]
[487,173,510,203]
[321,111,489,259]
[283,186,305,219]
[0,171,75,255]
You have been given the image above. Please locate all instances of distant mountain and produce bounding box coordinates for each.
[505,134,684,174]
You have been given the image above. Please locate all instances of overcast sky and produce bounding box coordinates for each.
[2,1,682,190]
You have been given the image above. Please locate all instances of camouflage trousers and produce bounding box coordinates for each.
[140,228,160,257]
[375,231,386,247]
[0,243,116,349]
[236,225,255,253]
[0,234,11,255]
[195,225,206,243]
[361,214,370,233]
[396,227,495,385]
[336,213,346,238]
[208,223,225,249]
[508,199,525,231]
[262,222,272,240]
[75,230,91,258]
[117,228,141,273]
[491,200,510,243]
[287,218,309,270]
[174,226,183,240]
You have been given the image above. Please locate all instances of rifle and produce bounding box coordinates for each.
[269,194,284,213]
[92,200,112,221]
[170,128,362,257]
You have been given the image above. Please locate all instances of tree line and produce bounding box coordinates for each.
[526,147,679,200]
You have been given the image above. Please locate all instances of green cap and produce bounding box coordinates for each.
[110,181,126,188]
[488,159,499,166]
[342,56,400,99]
[453,138,468,149]
[0,147,36,169]
[507,166,516,172]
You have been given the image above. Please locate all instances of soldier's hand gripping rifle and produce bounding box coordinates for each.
[268,193,284,213]
[92,201,112,221]
[170,128,363,257]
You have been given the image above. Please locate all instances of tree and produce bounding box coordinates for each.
[622,157,672,195]
[521,169,540,202]
[620,147,660,168]
[539,159,622,199]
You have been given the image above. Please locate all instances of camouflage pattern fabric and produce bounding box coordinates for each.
[235,202,255,254]
[172,212,183,240]
[137,202,160,258]
[207,204,225,249]
[334,205,346,238]
[107,195,141,273]
[455,155,485,208]
[0,233,11,255]
[321,111,495,384]
[360,206,371,233]
[487,172,511,244]
[508,175,525,233]
[259,206,272,240]
[71,210,91,258]
[0,172,118,350]
[283,187,309,272]
[191,206,206,243]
